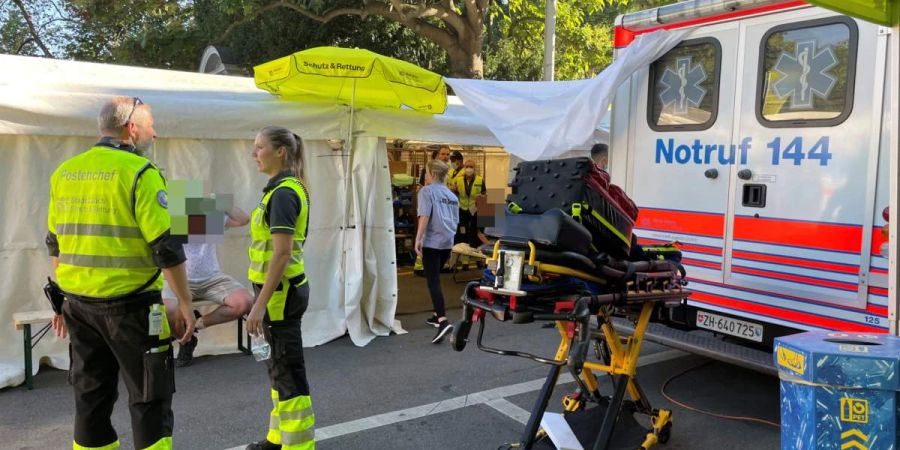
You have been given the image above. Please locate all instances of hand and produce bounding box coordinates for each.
[414,239,423,257]
[173,301,195,344]
[51,314,67,339]
[246,302,266,337]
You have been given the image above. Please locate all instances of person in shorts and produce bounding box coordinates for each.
[163,206,254,367]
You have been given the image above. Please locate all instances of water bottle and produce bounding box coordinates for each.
[251,333,271,362]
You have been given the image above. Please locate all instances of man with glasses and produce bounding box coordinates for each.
[46,96,195,450]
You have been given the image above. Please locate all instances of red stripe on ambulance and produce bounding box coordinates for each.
[690,291,885,333]
[636,208,724,238]
[733,216,862,254]
[732,250,858,275]
[731,265,858,292]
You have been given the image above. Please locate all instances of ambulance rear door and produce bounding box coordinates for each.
[627,22,739,285]
[724,11,886,318]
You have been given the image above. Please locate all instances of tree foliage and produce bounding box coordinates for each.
[0,0,69,57]
[1,0,681,79]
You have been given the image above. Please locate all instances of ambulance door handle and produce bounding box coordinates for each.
[704,168,718,179]
[737,169,752,180]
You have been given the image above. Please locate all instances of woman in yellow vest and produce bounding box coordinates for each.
[245,126,314,450]
[455,159,486,247]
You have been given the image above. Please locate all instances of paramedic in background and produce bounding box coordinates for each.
[591,143,609,170]
[418,145,451,186]
[46,96,194,450]
[415,159,460,344]
[455,159,486,247]
[447,150,465,192]
[162,205,255,367]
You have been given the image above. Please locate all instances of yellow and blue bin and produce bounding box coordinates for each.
[775,331,900,450]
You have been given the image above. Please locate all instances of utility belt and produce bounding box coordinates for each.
[47,269,162,312]
[252,273,307,291]
[66,289,163,311]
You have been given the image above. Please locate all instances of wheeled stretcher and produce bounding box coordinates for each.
[450,233,691,450]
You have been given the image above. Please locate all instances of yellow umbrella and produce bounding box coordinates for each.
[254,46,447,113]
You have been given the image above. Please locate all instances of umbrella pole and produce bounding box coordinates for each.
[344,79,356,229]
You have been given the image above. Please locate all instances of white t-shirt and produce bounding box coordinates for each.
[183,243,220,282]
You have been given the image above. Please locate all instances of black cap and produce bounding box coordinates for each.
[450,151,464,161]
[590,143,608,158]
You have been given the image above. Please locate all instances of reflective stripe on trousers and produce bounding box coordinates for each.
[73,437,171,450]
[266,389,315,449]
[74,440,120,450]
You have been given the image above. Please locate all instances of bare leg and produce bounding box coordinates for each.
[162,297,181,335]
[200,288,253,328]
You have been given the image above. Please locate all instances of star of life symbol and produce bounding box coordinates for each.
[772,40,838,109]
[658,56,708,115]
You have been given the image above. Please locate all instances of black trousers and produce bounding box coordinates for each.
[256,281,311,399]
[63,292,175,449]
[422,247,451,317]
[458,209,480,247]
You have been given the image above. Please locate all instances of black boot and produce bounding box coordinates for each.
[246,440,281,450]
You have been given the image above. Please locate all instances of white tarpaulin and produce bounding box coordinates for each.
[0,55,498,389]
[445,29,689,161]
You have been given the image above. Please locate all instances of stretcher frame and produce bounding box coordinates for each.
[452,240,689,450]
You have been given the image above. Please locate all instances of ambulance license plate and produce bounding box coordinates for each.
[695,311,763,342]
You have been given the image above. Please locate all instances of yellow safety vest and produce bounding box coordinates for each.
[48,146,169,298]
[456,175,483,211]
[248,177,309,285]
[448,167,465,187]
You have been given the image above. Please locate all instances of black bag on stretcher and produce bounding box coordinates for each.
[506,157,638,259]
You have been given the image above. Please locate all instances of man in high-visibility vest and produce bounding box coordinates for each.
[46,96,195,450]
[447,150,465,192]
[455,159,486,247]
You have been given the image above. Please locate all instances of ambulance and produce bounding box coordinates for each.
[610,0,897,371]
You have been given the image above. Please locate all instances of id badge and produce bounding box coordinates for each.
[148,304,163,336]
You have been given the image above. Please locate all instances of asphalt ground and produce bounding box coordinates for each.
[0,270,782,450]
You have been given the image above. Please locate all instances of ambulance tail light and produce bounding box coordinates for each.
[614,25,636,48]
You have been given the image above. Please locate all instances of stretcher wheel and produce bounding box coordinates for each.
[658,422,672,444]
[450,320,471,352]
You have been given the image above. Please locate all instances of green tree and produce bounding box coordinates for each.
[484,0,678,81]
[212,0,494,78]
[1,0,69,56]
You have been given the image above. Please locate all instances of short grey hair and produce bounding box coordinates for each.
[427,159,449,182]
[98,96,144,135]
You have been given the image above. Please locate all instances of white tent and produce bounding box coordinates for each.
[0,54,499,389]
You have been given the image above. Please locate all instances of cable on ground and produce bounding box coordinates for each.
[660,360,780,428]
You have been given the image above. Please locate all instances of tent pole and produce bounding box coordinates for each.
[889,23,899,336]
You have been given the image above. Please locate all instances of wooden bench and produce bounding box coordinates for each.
[13,300,250,390]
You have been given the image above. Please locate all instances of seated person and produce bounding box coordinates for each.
[591,143,609,170]
[163,206,254,367]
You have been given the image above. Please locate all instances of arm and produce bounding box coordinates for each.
[225,206,250,229]
[47,187,66,337]
[415,215,429,256]
[135,167,194,342]
[161,261,191,331]
[49,254,66,338]
[415,187,432,256]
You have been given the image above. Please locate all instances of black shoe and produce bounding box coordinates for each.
[425,314,440,328]
[432,320,453,344]
[246,440,281,450]
[175,334,197,367]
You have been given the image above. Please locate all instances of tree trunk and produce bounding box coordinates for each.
[448,48,483,79]
[448,32,484,79]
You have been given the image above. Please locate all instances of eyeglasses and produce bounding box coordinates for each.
[125,97,144,124]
